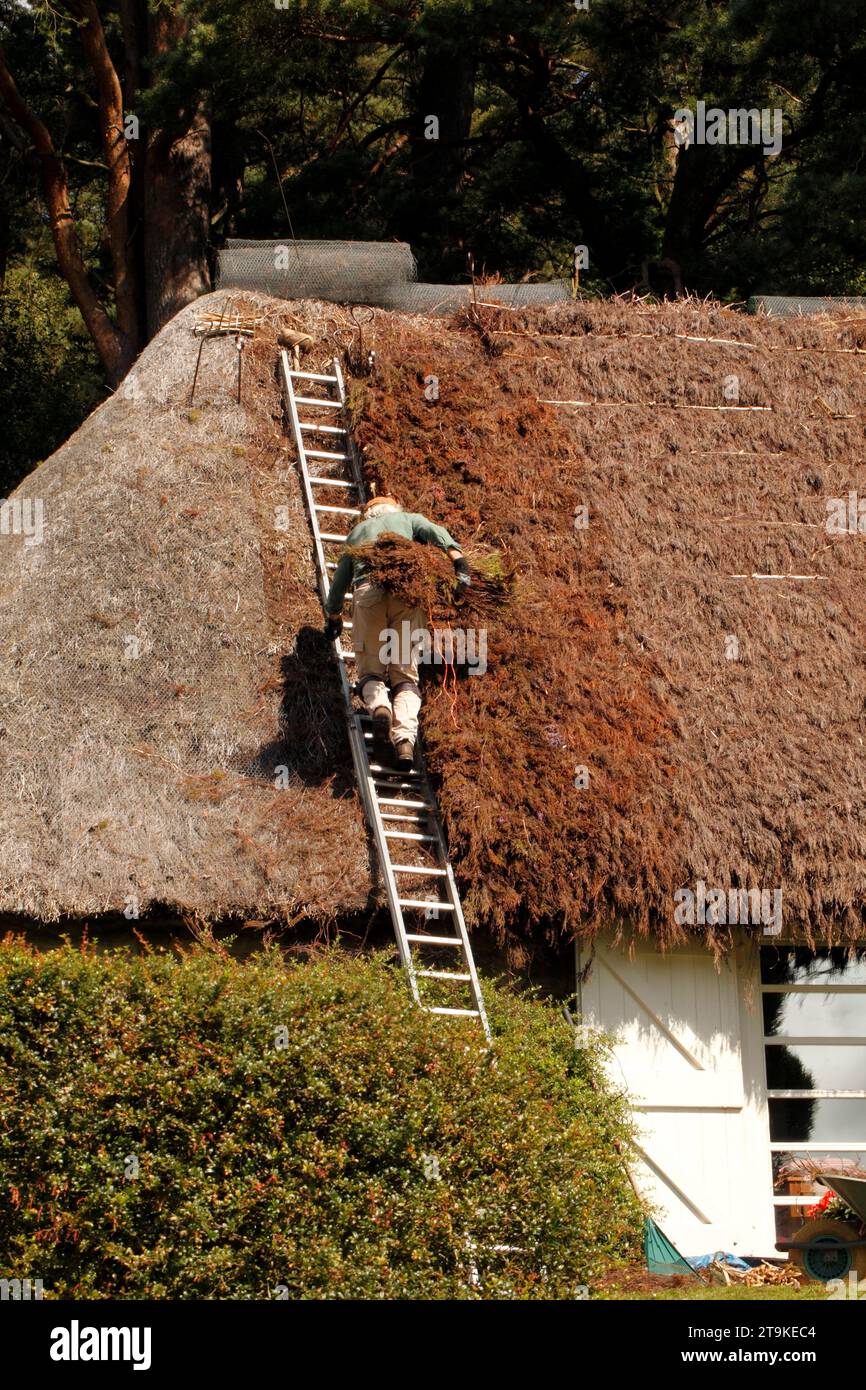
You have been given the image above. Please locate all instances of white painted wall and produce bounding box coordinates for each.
[577,931,777,1258]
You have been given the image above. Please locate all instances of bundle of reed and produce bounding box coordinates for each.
[194,308,264,338]
[345,533,514,629]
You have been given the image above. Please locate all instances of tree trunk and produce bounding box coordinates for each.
[72,0,139,351]
[143,108,212,334]
[144,6,211,335]
[0,196,8,292]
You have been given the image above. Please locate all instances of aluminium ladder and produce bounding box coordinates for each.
[280,352,491,1041]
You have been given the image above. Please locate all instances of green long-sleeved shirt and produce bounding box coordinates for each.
[324,507,459,614]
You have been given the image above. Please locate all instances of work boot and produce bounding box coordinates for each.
[394,738,415,772]
[372,704,392,744]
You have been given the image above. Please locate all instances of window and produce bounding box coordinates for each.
[760,947,866,1245]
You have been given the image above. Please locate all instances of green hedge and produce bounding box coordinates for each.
[0,941,641,1298]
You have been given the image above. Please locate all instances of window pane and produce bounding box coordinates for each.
[769,1098,866,1143]
[761,948,866,987]
[772,1152,866,1196]
[765,1044,866,1092]
[763,991,866,1039]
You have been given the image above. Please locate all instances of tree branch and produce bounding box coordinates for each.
[66,0,139,349]
[0,43,125,379]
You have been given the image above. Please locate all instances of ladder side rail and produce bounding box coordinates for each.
[333,357,368,499]
[441,861,491,1039]
[333,353,490,1037]
[279,350,331,609]
[340,683,423,1004]
[418,784,490,1038]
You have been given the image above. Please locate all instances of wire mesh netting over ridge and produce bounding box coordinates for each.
[216,240,571,312]
[217,239,417,305]
[749,295,866,317]
[377,281,571,313]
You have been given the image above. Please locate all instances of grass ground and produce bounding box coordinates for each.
[593,1266,829,1300]
[597,1282,828,1301]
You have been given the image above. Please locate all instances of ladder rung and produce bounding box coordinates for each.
[308,476,358,488]
[325,562,337,569]
[337,650,356,660]
[380,812,429,823]
[384,830,437,841]
[368,764,421,778]
[426,1007,479,1018]
[305,449,350,460]
[300,424,347,435]
[391,865,448,876]
[314,504,361,516]
[417,970,472,981]
[406,934,462,946]
[294,396,341,408]
[287,370,338,383]
[319,532,349,542]
[377,797,431,809]
[398,898,455,911]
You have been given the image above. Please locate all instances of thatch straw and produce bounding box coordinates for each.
[345,295,866,949]
[0,292,374,924]
[5,288,866,952]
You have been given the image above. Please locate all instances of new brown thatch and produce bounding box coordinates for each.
[343,296,866,949]
[0,292,373,923]
[4,288,866,951]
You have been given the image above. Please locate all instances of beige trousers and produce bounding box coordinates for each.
[352,582,424,744]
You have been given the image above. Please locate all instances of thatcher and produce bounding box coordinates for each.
[4,288,866,952]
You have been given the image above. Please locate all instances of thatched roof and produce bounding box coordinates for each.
[4,287,866,949]
[0,292,373,923]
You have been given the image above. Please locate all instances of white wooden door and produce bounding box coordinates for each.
[578,934,776,1257]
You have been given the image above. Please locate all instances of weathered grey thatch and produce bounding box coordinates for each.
[0,292,374,923]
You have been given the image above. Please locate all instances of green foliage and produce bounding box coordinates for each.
[0,268,103,492]
[0,941,642,1299]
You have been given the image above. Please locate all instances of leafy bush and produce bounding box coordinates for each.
[0,941,642,1298]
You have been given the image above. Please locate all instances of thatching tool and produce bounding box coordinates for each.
[277,326,315,372]
[189,334,206,407]
[235,333,244,405]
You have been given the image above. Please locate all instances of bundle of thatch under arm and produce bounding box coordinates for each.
[346,533,514,634]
